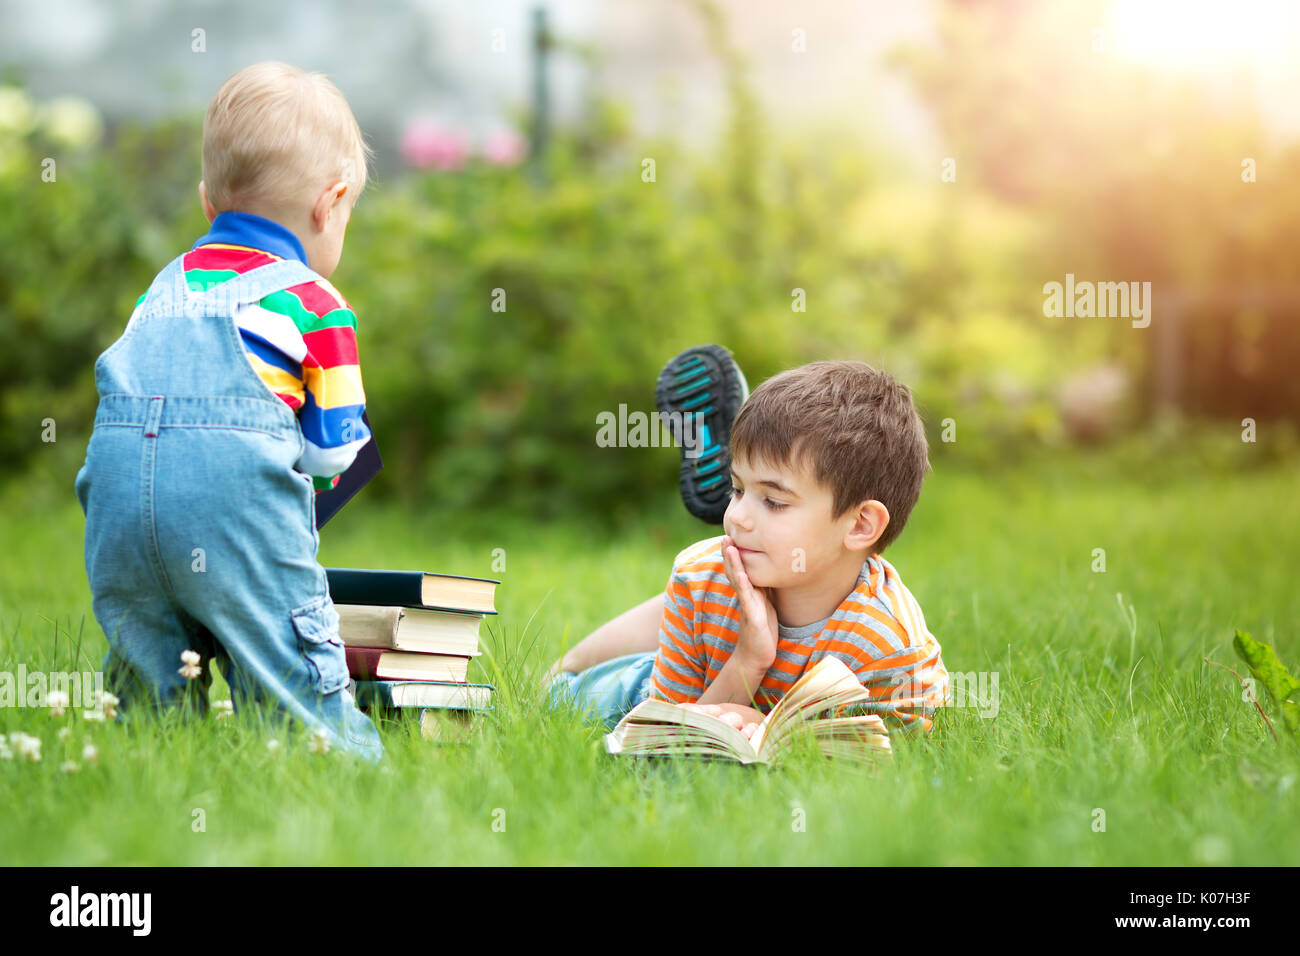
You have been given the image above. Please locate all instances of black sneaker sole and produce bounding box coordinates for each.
[654,345,750,525]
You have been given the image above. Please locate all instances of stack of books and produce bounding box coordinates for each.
[326,567,499,741]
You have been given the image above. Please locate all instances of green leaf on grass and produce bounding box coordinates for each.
[1232,630,1300,737]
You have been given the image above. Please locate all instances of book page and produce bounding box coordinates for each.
[606,699,756,760]
[335,604,403,647]
[811,716,891,758]
[753,657,873,758]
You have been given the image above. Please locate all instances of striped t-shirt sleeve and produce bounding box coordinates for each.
[175,245,371,492]
[245,280,370,491]
[648,550,710,703]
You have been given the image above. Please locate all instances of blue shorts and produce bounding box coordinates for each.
[546,650,657,730]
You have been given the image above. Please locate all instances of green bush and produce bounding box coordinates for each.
[8,73,1271,522]
[0,93,203,482]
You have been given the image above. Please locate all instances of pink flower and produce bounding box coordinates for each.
[401,119,469,171]
[480,128,527,166]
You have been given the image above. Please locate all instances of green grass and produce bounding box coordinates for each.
[2,450,1298,865]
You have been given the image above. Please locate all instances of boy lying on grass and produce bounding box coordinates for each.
[545,346,949,741]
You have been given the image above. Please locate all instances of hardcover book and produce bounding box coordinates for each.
[350,679,494,711]
[335,604,483,656]
[314,411,381,529]
[326,567,498,615]
[418,708,485,744]
[345,646,478,683]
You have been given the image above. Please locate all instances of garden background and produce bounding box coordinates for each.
[1,0,1297,865]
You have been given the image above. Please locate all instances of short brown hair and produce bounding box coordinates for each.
[202,61,371,213]
[729,360,930,553]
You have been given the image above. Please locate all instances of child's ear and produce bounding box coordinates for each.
[198,181,217,223]
[843,499,889,554]
[312,180,349,231]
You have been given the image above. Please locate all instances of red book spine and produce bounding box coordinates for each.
[345,646,385,680]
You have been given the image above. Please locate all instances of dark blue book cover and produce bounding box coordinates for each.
[314,410,381,529]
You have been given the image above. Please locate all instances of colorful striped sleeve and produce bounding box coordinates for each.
[180,245,371,493]
[259,278,369,491]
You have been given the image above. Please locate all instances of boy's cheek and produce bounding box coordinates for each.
[751,546,794,584]
[744,564,781,588]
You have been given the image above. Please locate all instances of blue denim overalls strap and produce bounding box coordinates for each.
[95,252,316,422]
[75,252,384,760]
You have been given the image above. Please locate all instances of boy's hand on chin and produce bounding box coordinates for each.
[720,534,779,672]
[678,702,765,741]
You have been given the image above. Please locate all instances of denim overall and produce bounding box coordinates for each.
[74,253,384,760]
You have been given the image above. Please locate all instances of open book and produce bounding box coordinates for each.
[603,655,892,766]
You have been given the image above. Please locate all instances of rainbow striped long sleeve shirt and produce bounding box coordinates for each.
[134,211,370,492]
[649,536,950,735]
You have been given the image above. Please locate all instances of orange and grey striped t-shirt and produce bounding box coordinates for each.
[648,536,949,735]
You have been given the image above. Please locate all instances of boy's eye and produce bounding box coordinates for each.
[731,486,787,511]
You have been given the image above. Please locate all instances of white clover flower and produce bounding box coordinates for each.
[14,733,41,762]
[266,738,281,754]
[0,742,12,760]
[213,699,233,720]
[47,690,69,717]
[84,690,119,722]
[57,727,71,740]
[60,760,79,774]
[179,650,202,681]
[81,741,98,765]
[307,727,332,754]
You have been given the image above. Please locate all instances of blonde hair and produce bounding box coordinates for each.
[202,61,371,213]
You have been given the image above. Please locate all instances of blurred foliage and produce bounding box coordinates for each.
[891,0,1300,424]
[0,97,207,485]
[2,0,1299,522]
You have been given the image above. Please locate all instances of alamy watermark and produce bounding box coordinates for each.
[50,886,151,936]
[128,272,285,325]
[596,405,704,453]
[886,670,1000,718]
[0,666,104,710]
[1043,273,1151,328]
